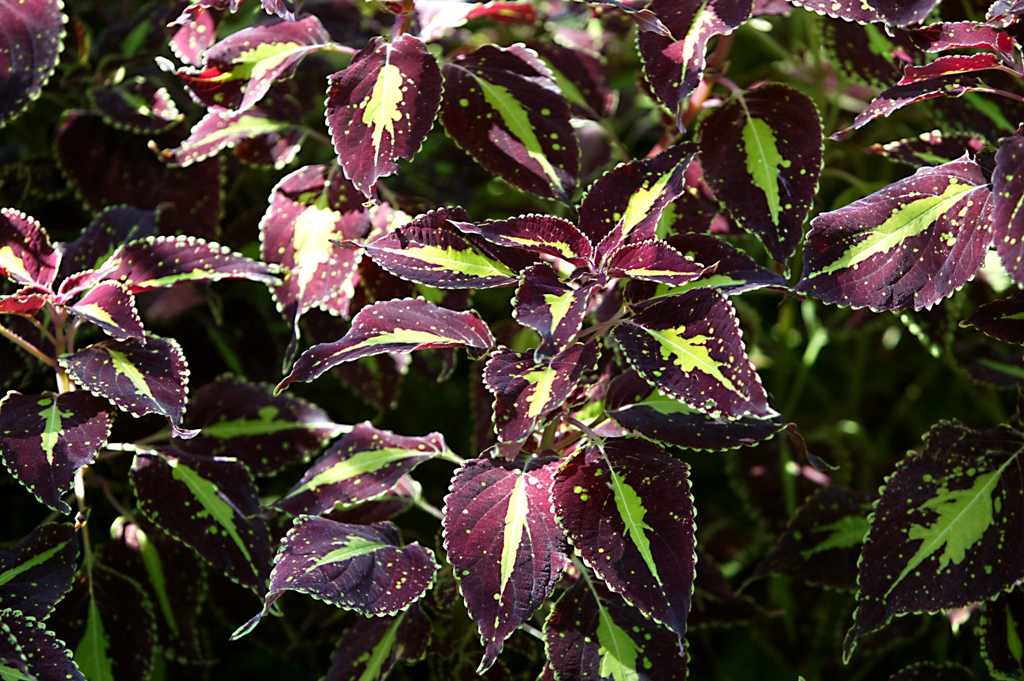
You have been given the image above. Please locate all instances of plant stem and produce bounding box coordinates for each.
[0,322,56,367]
[413,497,445,521]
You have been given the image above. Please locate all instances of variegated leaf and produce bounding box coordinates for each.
[170,5,217,66]
[788,0,937,26]
[578,144,694,264]
[870,130,986,169]
[453,214,592,267]
[323,605,431,681]
[90,77,182,135]
[698,83,822,265]
[844,422,1024,660]
[909,21,1017,64]
[665,233,789,295]
[0,0,65,127]
[273,422,447,515]
[66,281,143,342]
[176,375,339,476]
[529,41,613,119]
[0,391,112,513]
[130,448,272,592]
[439,43,578,204]
[327,34,442,197]
[55,206,157,284]
[963,294,1024,344]
[992,133,1024,286]
[485,343,598,443]
[443,457,569,672]
[0,610,84,681]
[0,523,77,619]
[0,209,57,289]
[552,437,696,646]
[604,239,709,285]
[898,54,1003,86]
[233,517,437,638]
[279,297,494,391]
[821,18,921,88]
[980,588,1024,681]
[544,572,687,681]
[612,288,772,419]
[512,264,595,357]
[59,334,192,437]
[0,289,49,317]
[797,157,992,312]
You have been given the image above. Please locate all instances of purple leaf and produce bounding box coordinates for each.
[170,6,218,66]
[666,233,790,294]
[0,391,112,513]
[55,206,158,284]
[612,288,773,419]
[796,157,992,312]
[233,125,305,169]
[484,343,598,443]
[844,422,1024,660]
[66,280,144,342]
[698,83,822,265]
[324,605,431,681]
[443,457,569,672]
[90,77,182,135]
[544,574,687,680]
[578,144,694,264]
[131,448,273,592]
[59,334,191,435]
[279,297,494,391]
[0,523,77,619]
[326,475,419,525]
[176,375,339,477]
[962,294,1024,343]
[957,341,1024,388]
[0,611,85,681]
[980,589,1024,681]
[512,264,596,357]
[233,517,438,637]
[552,437,696,646]
[992,133,1024,286]
[605,239,709,285]
[327,34,442,197]
[439,44,579,204]
[788,0,937,26]
[908,21,1017,64]
[897,53,1003,85]
[0,209,57,288]
[453,214,593,267]
[0,0,65,127]
[821,19,922,88]
[0,289,49,317]
[273,422,447,515]
[528,41,614,119]
[869,130,986,169]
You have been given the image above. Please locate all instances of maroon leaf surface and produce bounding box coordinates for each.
[454,214,592,267]
[788,0,938,25]
[0,289,49,317]
[898,54,1003,85]
[327,34,442,197]
[90,77,182,135]
[869,130,986,168]
[512,264,595,356]
[992,133,1024,286]
[170,5,218,66]
[666,233,789,294]
[962,294,1024,343]
[0,611,85,681]
[55,206,157,283]
[443,457,569,672]
[529,41,613,118]
[0,523,77,619]
[605,239,709,285]
[822,18,921,88]
[0,209,57,288]
[66,280,144,341]
[908,21,1016,64]
[0,391,112,513]
[324,606,430,681]
[0,0,65,127]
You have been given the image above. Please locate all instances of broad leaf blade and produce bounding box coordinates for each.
[0,391,112,514]
[870,130,986,169]
[788,0,937,25]
[0,0,65,127]
[0,523,77,620]
[90,77,182,135]
[0,611,84,681]
[55,206,157,284]
[980,588,1024,681]
[327,34,442,197]
[992,134,1024,286]
[155,102,300,168]
[0,209,57,289]
[453,214,593,266]
[66,281,144,342]
[512,264,595,357]
[797,157,992,312]
[665,233,789,295]
[962,294,1024,344]
[324,606,432,681]
[552,438,696,646]
[443,457,569,672]
[605,240,709,285]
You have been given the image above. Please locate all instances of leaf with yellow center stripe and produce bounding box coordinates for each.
[980,587,1024,681]
[442,456,569,673]
[232,517,437,639]
[612,288,772,419]
[0,522,77,619]
[0,209,58,289]
[439,44,579,204]
[545,576,687,681]
[796,157,992,312]
[844,421,1024,661]
[59,334,194,438]
[484,343,598,443]
[552,438,696,648]
[512,264,596,358]
[327,34,442,198]
[0,391,112,513]
[66,281,143,342]
[698,83,822,265]
[278,297,494,391]
[323,605,432,681]
[605,239,711,286]
[273,422,447,515]
[452,213,593,267]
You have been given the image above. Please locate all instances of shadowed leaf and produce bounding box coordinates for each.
[324,605,432,681]
[0,610,84,681]
[0,0,65,127]
[0,523,77,619]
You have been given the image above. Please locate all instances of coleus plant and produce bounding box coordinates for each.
[5,0,1024,679]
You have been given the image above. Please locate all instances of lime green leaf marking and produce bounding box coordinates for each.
[0,247,32,284]
[293,205,342,294]
[357,613,403,681]
[889,456,1015,597]
[522,366,557,419]
[340,329,464,354]
[75,598,115,681]
[169,459,254,566]
[499,473,531,601]
[596,605,641,681]
[742,117,788,225]
[507,236,578,260]
[621,171,676,237]
[107,349,156,401]
[291,447,433,496]
[70,304,118,329]
[361,62,404,162]
[37,398,73,466]
[312,536,388,567]
[0,544,65,588]
[608,465,661,586]
[680,5,714,66]
[648,329,741,396]
[666,274,745,295]
[377,243,515,280]
[235,42,304,81]
[137,527,179,637]
[863,23,895,58]
[543,291,575,330]
[0,664,34,681]
[1008,605,1024,663]
[799,515,870,559]
[819,180,977,276]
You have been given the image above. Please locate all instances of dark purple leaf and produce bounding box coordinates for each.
[552,437,696,646]
[698,83,822,265]
[821,19,922,88]
[962,294,1024,343]
[544,576,687,681]
[0,523,77,619]
[66,281,144,342]
[612,288,772,419]
[957,341,1024,388]
[605,239,709,285]
[55,111,223,239]
[325,474,419,525]
[170,6,218,66]
[0,0,65,127]
[753,486,872,590]
[453,214,592,267]
[327,34,442,197]
[908,21,1017,64]
[233,125,305,169]
[323,605,432,681]
[528,41,613,118]
[898,53,1003,85]
[59,334,191,435]
[279,297,494,391]
[131,448,273,592]
[90,77,182,135]
[788,0,938,26]
[443,457,569,672]
[0,209,57,288]
[578,144,694,263]
[0,391,112,513]
[992,133,1024,286]
[844,422,1024,660]
[485,343,598,443]
[439,44,578,204]
[512,264,595,356]
[0,611,84,681]
[273,422,447,515]
[56,206,158,284]
[869,130,987,168]
[176,375,339,476]
[233,517,437,637]
[888,663,976,681]
[796,157,992,312]
[157,61,247,111]
[666,233,789,294]
[980,588,1024,680]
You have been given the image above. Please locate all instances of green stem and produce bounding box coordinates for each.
[413,496,445,521]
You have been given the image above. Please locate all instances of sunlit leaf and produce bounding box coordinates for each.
[55,206,157,284]
[898,54,1003,85]
[788,0,937,26]
[0,0,65,127]
[0,289,49,317]
[453,214,592,267]
[605,239,709,285]
[90,77,182,135]
[169,5,218,66]
[0,523,77,619]
[0,209,57,289]
[665,233,789,295]
[66,281,143,342]
[870,130,986,169]
[992,133,1024,286]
